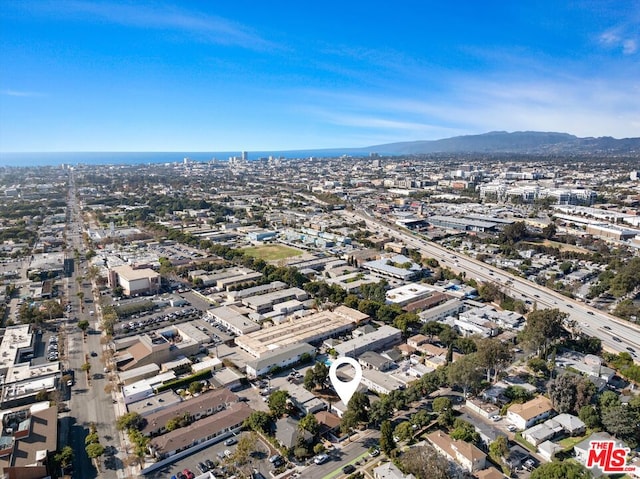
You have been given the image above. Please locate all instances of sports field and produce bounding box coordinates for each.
[242,244,304,261]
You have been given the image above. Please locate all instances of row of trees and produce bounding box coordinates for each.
[115,412,150,465]
[85,423,105,471]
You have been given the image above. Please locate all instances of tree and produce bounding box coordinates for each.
[433,397,452,413]
[313,443,326,455]
[81,362,91,373]
[347,391,370,422]
[601,405,640,448]
[528,358,549,376]
[393,421,414,442]
[530,460,593,479]
[560,261,573,275]
[128,428,149,465]
[310,361,328,389]
[267,390,289,418]
[475,338,513,382]
[400,444,451,479]
[244,411,271,432]
[437,324,459,346]
[411,409,431,428]
[368,398,392,426]
[116,412,145,432]
[547,374,596,414]
[188,381,203,395]
[504,386,534,403]
[500,221,528,244]
[433,396,454,425]
[520,308,566,357]
[598,390,620,412]
[85,432,99,445]
[450,419,479,443]
[479,282,503,303]
[447,353,482,397]
[42,299,63,321]
[298,413,319,435]
[542,222,557,240]
[303,369,315,391]
[77,319,90,333]
[578,405,600,429]
[379,420,396,454]
[229,433,257,475]
[55,445,74,469]
[489,436,509,466]
[340,409,359,438]
[85,442,105,466]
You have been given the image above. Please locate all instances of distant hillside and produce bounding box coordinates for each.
[363,131,640,155]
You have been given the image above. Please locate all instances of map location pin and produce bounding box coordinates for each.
[329,356,363,406]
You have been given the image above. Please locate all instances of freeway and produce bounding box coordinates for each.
[341,210,640,360]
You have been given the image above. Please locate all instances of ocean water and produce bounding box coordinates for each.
[0,149,369,167]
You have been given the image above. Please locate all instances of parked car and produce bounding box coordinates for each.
[342,464,355,474]
[224,437,237,446]
[313,454,329,465]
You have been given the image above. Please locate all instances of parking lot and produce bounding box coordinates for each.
[144,431,275,479]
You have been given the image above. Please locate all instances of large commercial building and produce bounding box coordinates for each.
[246,342,317,378]
[235,306,367,358]
[241,287,308,314]
[206,305,261,335]
[362,254,423,281]
[108,264,160,296]
[333,325,403,358]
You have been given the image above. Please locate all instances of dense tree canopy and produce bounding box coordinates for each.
[530,460,592,479]
[547,373,596,414]
[400,444,451,479]
[520,308,566,357]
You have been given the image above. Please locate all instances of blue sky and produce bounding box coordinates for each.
[1,1,639,152]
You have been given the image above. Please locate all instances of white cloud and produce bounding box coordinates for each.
[623,39,638,55]
[296,69,640,141]
[599,26,638,55]
[28,1,278,51]
[1,90,45,97]
[599,30,621,46]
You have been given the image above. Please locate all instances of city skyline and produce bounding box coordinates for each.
[1,1,639,153]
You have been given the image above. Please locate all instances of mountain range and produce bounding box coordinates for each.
[358,131,640,155]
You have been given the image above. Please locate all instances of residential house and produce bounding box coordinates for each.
[426,430,487,473]
[314,410,341,441]
[537,440,562,462]
[506,396,554,430]
[551,413,586,436]
[476,468,508,479]
[358,351,394,371]
[373,462,416,479]
[275,417,314,450]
